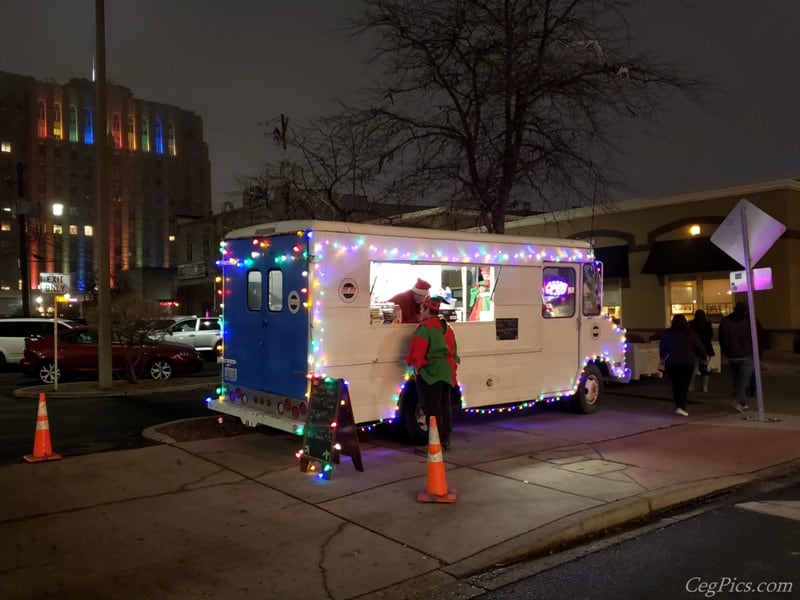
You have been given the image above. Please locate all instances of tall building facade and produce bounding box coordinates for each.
[0,70,210,314]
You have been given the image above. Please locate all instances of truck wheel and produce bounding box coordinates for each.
[573,364,602,414]
[400,379,428,444]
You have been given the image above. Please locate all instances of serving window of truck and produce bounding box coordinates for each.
[209,220,629,444]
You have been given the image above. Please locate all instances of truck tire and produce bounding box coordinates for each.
[573,364,602,414]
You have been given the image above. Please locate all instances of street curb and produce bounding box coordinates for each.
[12,378,218,399]
[443,467,794,582]
[141,416,220,444]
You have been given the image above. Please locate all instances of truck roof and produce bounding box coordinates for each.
[224,219,592,250]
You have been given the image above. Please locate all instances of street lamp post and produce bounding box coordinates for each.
[16,162,31,316]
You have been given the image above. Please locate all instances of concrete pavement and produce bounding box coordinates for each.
[2,363,800,599]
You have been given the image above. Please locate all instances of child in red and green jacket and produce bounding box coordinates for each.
[405,296,460,449]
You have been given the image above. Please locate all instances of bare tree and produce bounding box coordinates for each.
[245,112,411,223]
[339,0,704,233]
[85,291,170,382]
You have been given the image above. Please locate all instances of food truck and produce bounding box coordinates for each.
[208,220,630,442]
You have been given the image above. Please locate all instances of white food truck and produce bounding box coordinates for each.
[208,220,630,442]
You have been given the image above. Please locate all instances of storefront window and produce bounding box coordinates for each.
[669,279,697,320]
[668,276,732,324]
[701,278,732,323]
[603,279,622,324]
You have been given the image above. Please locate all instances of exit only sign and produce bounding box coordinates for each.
[39,272,71,294]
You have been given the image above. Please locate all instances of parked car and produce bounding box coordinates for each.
[0,317,78,368]
[21,326,204,384]
[158,316,222,356]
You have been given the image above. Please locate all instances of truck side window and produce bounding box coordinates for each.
[247,270,262,311]
[582,263,602,316]
[542,267,576,318]
[268,269,283,312]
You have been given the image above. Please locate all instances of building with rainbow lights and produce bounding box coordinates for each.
[0,69,210,315]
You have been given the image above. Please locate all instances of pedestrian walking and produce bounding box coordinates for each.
[405,296,460,449]
[659,314,708,416]
[718,302,756,412]
[689,309,715,392]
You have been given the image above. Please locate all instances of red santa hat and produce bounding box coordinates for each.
[412,278,431,295]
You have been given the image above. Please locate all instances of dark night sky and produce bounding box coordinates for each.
[2,0,800,211]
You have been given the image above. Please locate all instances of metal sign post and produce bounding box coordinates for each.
[53,294,59,392]
[39,273,71,393]
[711,199,786,422]
[738,207,764,420]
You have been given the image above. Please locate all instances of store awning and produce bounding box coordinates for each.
[641,238,742,275]
[593,245,629,278]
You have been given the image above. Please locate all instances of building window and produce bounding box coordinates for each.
[167,123,176,156]
[0,141,10,153]
[126,115,136,150]
[68,105,78,142]
[37,100,46,137]
[112,113,122,149]
[53,224,63,235]
[186,241,192,261]
[69,225,78,235]
[140,116,150,151]
[154,119,164,154]
[1,221,10,232]
[84,108,94,144]
[53,103,63,139]
[84,225,93,236]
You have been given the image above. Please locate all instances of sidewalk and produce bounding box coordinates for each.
[2,370,800,599]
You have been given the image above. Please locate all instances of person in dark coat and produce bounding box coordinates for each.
[659,314,708,416]
[718,302,757,411]
[689,309,715,392]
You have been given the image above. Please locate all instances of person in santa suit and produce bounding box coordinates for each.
[405,295,460,450]
[389,277,431,323]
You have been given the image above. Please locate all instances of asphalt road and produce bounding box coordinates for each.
[0,362,220,465]
[474,475,800,599]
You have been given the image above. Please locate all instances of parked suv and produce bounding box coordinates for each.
[160,316,222,356]
[0,317,77,368]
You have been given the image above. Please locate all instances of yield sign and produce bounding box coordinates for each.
[710,199,786,268]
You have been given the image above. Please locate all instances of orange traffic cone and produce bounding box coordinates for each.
[417,416,456,503]
[24,392,62,463]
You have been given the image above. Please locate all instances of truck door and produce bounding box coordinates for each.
[579,261,604,358]
[224,233,309,401]
[540,264,581,393]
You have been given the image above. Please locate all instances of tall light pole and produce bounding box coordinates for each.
[95,0,112,388]
[16,162,31,316]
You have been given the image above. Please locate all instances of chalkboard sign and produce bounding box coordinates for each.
[300,377,363,479]
[495,317,519,340]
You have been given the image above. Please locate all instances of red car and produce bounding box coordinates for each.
[21,326,204,384]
